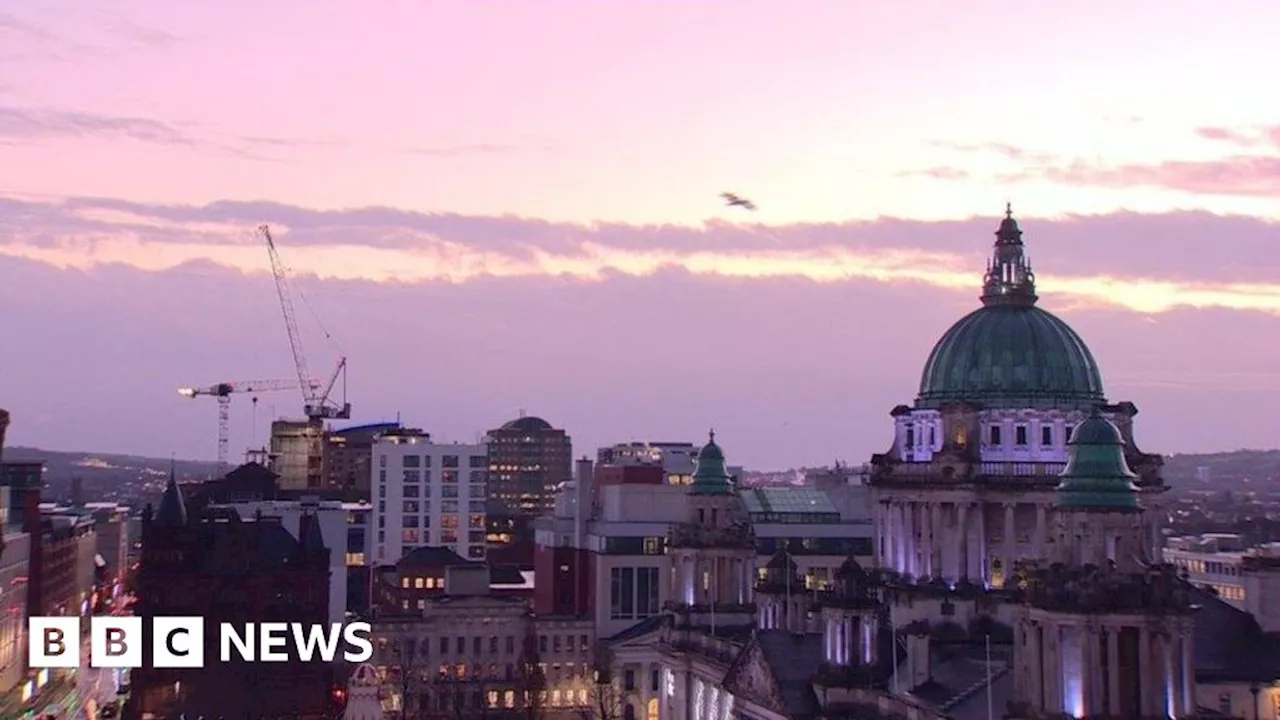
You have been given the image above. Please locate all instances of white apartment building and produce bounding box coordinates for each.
[373,431,489,564]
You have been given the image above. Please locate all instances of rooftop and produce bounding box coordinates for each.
[742,486,840,521]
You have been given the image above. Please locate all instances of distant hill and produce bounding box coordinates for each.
[1,446,221,485]
[3,445,1276,494]
[1162,449,1280,488]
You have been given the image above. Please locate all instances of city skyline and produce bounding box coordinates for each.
[2,2,1279,468]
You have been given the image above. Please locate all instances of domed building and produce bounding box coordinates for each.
[869,206,1167,588]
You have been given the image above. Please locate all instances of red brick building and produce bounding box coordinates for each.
[128,470,337,719]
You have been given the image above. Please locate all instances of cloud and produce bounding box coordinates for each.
[0,106,195,146]
[1,195,1280,317]
[3,234,1279,469]
[924,140,1057,165]
[1194,125,1280,148]
[1024,156,1280,198]
[0,12,53,41]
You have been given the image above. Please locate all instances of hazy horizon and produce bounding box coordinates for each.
[2,2,1279,469]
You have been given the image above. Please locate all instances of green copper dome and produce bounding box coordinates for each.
[916,207,1106,409]
[1056,411,1141,511]
[690,430,734,496]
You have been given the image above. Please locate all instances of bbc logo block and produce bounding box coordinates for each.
[28,616,373,668]
[30,616,205,669]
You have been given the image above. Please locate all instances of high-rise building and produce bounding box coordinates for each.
[269,418,326,490]
[323,421,401,495]
[486,415,572,519]
[371,429,489,563]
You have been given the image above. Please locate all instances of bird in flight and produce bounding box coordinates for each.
[721,192,757,211]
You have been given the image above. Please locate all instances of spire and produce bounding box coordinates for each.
[155,457,189,527]
[980,204,1038,307]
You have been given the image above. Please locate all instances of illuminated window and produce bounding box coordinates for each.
[647,698,659,720]
[551,690,561,707]
[415,578,424,589]
[401,578,410,588]
[488,690,499,708]
[504,690,515,708]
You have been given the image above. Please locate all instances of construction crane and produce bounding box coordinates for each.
[258,224,352,421]
[178,378,316,475]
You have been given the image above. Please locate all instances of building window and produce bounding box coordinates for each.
[1042,426,1053,446]
[470,455,486,468]
[1218,693,1231,714]
[989,425,1002,445]
[402,516,419,529]
[443,455,460,468]
[905,426,915,448]
[403,455,421,468]
[403,501,420,514]
[642,537,662,555]
[624,669,635,691]
[402,529,420,544]
[611,568,636,619]
[636,567,659,617]
[1015,425,1028,446]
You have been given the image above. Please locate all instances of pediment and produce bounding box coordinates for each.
[722,637,786,715]
[606,617,667,651]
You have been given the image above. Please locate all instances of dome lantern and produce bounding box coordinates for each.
[981,203,1038,308]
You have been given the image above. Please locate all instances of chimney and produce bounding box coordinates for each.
[0,408,9,463]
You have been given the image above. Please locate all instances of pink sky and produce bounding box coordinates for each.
[1,2,1279,468]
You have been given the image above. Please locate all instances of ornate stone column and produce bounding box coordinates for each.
[1138,628,1153,717]
[1034,503,1047,558]
[1107,627,1120,715]
[929,502,943,577]
[957,503,970,581]
[1002,502,1016,586]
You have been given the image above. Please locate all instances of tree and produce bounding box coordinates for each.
[388,635,426,718]
[578,642,625,720]
[517,621,547,720]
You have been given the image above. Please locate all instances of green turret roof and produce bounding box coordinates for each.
[1056,409,1141,511]
[690,430,734,496]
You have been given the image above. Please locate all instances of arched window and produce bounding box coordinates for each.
[624,703,637,720]
[647,697,659,720]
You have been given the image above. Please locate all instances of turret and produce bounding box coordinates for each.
[1054,408,1145,569]
[821,554,882,669]
[755,549,807,632]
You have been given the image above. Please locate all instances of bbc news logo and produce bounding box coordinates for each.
[29,617,374,669]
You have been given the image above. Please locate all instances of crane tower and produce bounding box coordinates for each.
[178,378,315,476]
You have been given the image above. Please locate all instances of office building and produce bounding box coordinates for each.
[372,429,489,563]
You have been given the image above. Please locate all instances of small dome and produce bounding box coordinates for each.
[1056,410,1141,511]
[835,554,867,582]
[501,416,554,432]
[690,430,733,496]
[765,549,797,572]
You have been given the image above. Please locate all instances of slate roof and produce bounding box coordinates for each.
[1191,585,1280,683]
[756,631,825,718]
[398,546,475,568]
